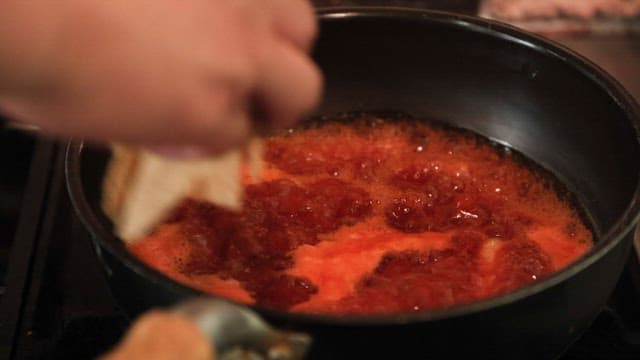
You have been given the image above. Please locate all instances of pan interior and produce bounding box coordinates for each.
[67,9,640,324]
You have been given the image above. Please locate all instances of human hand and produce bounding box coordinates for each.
[0,0,322,153]
[99,311,215,360]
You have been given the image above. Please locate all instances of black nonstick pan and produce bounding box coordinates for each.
[65,7,640,359]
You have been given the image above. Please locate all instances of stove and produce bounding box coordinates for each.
[2,2,640,359]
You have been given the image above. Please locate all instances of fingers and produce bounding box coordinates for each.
[111,75,253,153]
[100,311,214,360]
[267,0,318,52]
[192,107,252,153]
[150,86,253,153]
[3,81,253,156]
[253,38,323,130]
[247,0,322,131]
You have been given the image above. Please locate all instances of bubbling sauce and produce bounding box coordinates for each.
[129,115,593,315]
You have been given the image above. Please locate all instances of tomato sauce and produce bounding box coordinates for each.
[129,115,593,315]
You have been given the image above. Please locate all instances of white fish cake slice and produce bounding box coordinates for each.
[102,142,262,242]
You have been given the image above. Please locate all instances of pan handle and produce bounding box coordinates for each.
[174,298,312,360]
[101,298,312,360]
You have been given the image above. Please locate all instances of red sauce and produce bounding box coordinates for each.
[129,116,593,315]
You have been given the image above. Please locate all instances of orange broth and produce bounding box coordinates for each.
[129,116,592,315]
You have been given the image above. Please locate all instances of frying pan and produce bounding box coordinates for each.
[65,7,640,359]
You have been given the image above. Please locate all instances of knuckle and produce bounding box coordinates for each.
[292,0,318,48]
[298,60,323,113]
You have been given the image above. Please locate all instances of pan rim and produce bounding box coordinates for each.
[65,7,640,326]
